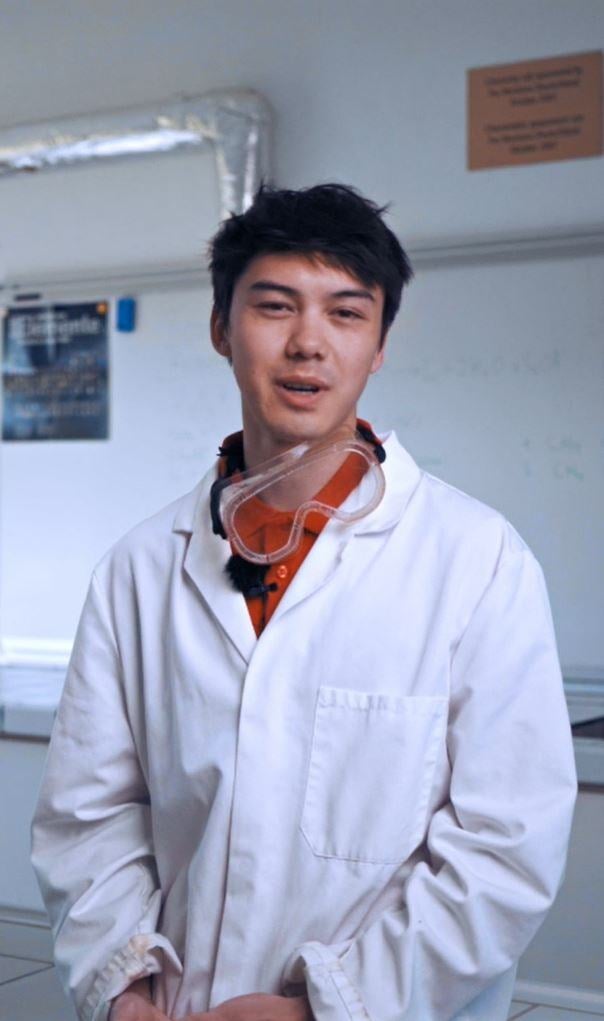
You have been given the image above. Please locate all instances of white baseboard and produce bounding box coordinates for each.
[0,905,50,928]
[514,979,604,1013]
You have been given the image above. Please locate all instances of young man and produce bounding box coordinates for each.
[32,184,577,1021]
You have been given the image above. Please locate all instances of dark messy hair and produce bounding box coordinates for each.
[208,182,413,343]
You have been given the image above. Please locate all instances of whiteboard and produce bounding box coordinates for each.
[0,283,232,642]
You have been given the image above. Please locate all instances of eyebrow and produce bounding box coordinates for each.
[248,280,376,303]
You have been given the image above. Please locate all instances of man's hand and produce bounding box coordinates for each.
[178,993,313,1021]
[109,978,170,1021]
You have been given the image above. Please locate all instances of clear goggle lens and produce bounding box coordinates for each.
[217,430,385,565]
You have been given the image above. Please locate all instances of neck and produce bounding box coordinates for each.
[262,446,350,511]
[239,415,359,510]
[241,410,359,472]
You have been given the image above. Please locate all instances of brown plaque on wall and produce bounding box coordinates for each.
[468,50,602,170]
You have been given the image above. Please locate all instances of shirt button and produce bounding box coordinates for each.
[276,564,289,580]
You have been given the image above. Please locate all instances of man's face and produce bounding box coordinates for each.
[211,252,386,467]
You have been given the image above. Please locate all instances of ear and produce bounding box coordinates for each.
[210,306,231,360]
[370,333,388,374]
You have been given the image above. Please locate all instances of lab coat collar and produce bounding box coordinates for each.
[171,432,422,661]
[350,430,422,535]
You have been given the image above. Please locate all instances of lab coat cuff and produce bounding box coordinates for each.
[84,933,183,1021]
[284,941,369,1021]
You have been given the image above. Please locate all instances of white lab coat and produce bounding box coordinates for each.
[31,433,577,1021]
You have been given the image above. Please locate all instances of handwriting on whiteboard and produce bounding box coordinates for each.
[522,434,586,482]
[401,348,561,383]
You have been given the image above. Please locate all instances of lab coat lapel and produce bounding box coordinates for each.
[352,431,423,536]
[173,472,257,664]
[270,527,349,623]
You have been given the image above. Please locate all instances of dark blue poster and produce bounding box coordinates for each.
[2,301,109,441]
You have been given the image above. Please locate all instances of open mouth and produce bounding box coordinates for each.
[281,382,320,393]
[278,378,325,395]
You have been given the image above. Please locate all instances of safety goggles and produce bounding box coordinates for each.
[211,428,386,565]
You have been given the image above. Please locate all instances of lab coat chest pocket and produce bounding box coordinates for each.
[301,687,447,864]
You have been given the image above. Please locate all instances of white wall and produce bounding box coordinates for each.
[0,0,603,241]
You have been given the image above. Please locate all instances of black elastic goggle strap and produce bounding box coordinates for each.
[356,422,387,464]
[210,476,230,538]
[210,436,247,539]
[225,555,277,599]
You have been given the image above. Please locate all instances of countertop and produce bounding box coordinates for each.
[2,664,604,785]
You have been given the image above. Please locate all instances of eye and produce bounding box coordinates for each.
[333,307,364,320]
[256,300,293,314]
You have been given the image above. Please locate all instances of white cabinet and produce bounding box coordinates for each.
[517,787,604,996]
[0,737,48,913]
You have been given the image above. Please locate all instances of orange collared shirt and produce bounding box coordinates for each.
[220,422,381,636]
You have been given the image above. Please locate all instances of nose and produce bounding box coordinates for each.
[284,311,326,359]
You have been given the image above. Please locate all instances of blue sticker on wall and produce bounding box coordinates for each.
[1,301,109,441]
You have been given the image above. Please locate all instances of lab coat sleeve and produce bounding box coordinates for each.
[285,548,577,1021]
[31,572,182,1021]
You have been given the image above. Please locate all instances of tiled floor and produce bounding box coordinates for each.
[1,919,603,1021]
[510,1009,604,1020]
[0,919,76,1021]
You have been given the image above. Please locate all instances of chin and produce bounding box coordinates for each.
[271,420,335,447]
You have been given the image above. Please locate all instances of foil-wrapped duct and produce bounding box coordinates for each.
[0,89,272,218]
